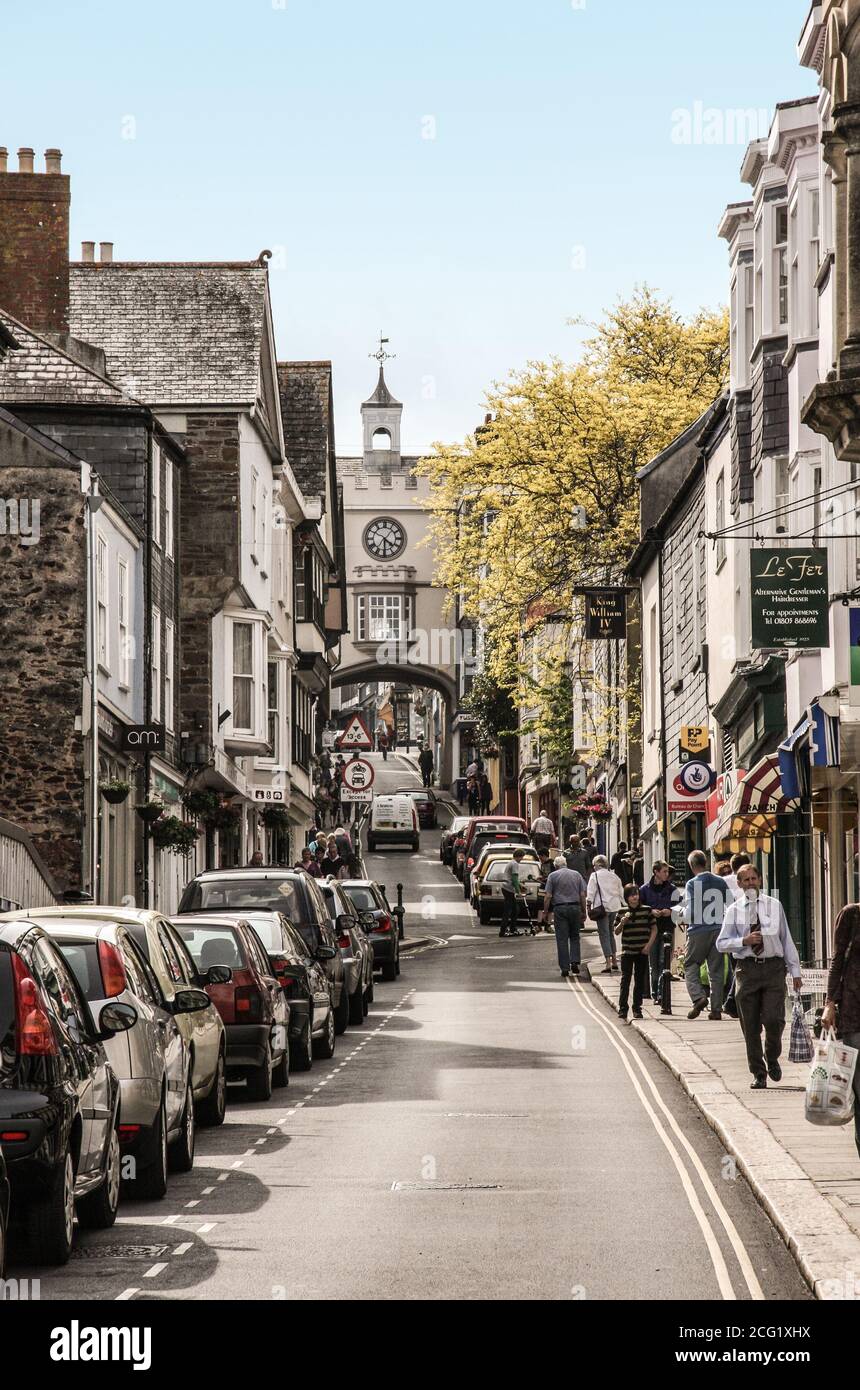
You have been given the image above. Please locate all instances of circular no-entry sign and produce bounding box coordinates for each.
[341,758,375,791]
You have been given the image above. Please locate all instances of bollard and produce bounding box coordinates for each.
[393,882,405,940]
[659,927,673,1016]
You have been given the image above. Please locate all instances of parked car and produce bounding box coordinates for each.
[462,822,532,899]
[16,913,204,1198]
[440,815,470,865]
[0,920,136,1263]
[474,857,544,925]
[0,1148,8,1278]
[339,880,400,981]
[30,908,227,1130]
[319,880,374,1023]
[469,843,540,908]
[189,910,336,1068]
[177,869,350,1037]
[367,794,419,852]
[391,787,439,829]
[171,915,290,1100]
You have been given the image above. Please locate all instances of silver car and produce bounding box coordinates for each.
[21,912,210,1199]
[474,858,543,926]
[319,880,374,1023]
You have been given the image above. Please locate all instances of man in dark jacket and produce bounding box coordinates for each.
[611,841,635,884]
[565,834,593,879]
[822,904,860,1160]
[640,861,682,1001]
[418,745,434,788]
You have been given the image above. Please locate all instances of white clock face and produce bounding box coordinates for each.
[364,517,406,560]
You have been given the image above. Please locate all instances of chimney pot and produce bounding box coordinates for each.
[99,242,113,264]
[81,241,95,263]
[17,147,34,174]
[44,148,62,175]
[0,148,7,174]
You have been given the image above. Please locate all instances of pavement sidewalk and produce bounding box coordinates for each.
[591,970,860,1300]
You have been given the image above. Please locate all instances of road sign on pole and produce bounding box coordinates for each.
[336,713,373,751]
[341,758,374,792]
[339,787,373,804]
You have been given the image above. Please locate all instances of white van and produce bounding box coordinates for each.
[368,794,419,852]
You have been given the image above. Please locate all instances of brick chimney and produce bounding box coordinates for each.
[0,146,70,332]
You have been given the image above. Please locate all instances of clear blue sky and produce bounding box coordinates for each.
[3,0,817,453]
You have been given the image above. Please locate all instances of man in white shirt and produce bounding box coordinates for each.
[717,864,803,1089]
[530,813,555,855]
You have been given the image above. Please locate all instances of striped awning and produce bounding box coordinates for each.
[712,753,798,854]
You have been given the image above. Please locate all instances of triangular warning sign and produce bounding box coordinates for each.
[336,713,373,750]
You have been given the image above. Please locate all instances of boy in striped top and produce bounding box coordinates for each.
[614,883,658,1021]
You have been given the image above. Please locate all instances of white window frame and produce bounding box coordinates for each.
[164,456,174,559]
[671,560,684,683]
[164,619,175,733]
[715,472,726,569]
[774,203,789,330]
[152,607,162,722]
[96,532,109,672]
[226,616,265,742]
[118,557,130,689]
[251,470,259,562]
[151,444,162,551]
[356,593,411,642]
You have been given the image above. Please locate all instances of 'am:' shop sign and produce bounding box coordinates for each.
[750,548,830,650]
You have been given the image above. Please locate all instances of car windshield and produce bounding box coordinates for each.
[243,917,283,951]
[472,832,529,857]
[54,940,103,1001]
[173,923,247,970]
[342,885,377,911]
[179,878,301,916]
[486,861,541,882]
[0,949,14,1076]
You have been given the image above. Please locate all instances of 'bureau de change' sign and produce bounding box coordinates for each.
[750,548,829,650]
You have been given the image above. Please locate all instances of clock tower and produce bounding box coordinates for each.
[361,363,403,464]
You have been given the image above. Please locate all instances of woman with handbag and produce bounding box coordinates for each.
[821,904,860,1161]
[586,854,625,974]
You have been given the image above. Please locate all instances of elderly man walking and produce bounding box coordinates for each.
[681,850,732,1020]
[540,855,588,979]
[717,863,802,1088]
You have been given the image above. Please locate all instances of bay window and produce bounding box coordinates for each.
[232,621,254,732]
[356,593,414,642]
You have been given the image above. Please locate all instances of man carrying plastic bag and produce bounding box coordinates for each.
[821,904,860,1160]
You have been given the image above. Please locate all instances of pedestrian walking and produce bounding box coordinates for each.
[717,863,802,1088]
[639,860,682,1001]
[295,848,315,874]
[333,823,352,858]
[681,851,732,1020]
[586,855,625,973]
[418,744,434,788]
[467,778,480,815]
[614,883,658,1020]
[564,833,593,879]
[539,855,587,979]
[821,904,860,1160]
[530,811,555,855]
[610,841,635,885]
[499,849,528,938]
[479,772,493,815]
[721,851,750,900]
[247,849,264,867]
[378,729,389,761]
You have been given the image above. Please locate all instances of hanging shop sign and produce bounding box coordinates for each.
[667,759,716,813]
[750,548,829,650]
[679,725,711,764]
[850,606,860,708]
[584,589,627,640]
[667,840,690,878]
[120,723,166,753]
[640,787,659,834]
[251,786,286,803]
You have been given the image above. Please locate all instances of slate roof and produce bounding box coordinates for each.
[0,307,139,407]
[363,365,400,408]
[277,361,332,500]
[69,262,270,406]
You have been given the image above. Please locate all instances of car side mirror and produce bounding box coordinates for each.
[316,944,337,960]
[360,912,375,930]
[204,965,232,985]
[336,913,354,934]
[96,1000,138,1039]
[172,987,212,1015]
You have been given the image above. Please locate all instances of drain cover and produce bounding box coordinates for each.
[72,1244,170,1261]
[391,1182,503,1191]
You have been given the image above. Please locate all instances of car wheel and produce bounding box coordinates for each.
[477,902,489,925]
[411,839,419,852]
[463,879,470,900]
[198,1049,226,1127]
[131,1097,169,1200]
[368,836,376,852]
[169,1083,196,1173]
[334,983,350,1035]
[0,1198,5,1279]
[366,978,375,1004]
[272,1042,290,1088]
[77,1126,121,1230]
[395,951,401,977]
[247,1042,273,1101]
[381,957,397,982]
[312,1005,336,1059]
[291,1013,314,1072]
[348,982,365,1025]
[25,1149,75,1265]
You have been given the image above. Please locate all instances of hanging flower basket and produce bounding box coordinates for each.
[150,816,201,858]
[208,797,242,832]
[101,779,131,805]
[568,794,612,820]
[136,799,166,824]
[260,804,290,830]
[181,788,221,822]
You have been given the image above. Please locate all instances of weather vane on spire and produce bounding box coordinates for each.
[369,333,396,366]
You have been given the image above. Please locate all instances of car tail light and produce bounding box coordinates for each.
[0,1131,28,1142]
[235,985,263,1021]
[375,916,392,933]
[337,931,351,950]
[467,857,475,868]
[118,1124,141,1139]
[98,939,127,998]
[11,953,58,1057]
[479,885,492,896]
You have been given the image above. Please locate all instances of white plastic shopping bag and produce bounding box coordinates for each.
[805,1029,858,1126]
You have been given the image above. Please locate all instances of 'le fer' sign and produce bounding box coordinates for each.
[584,589,627,640]
[750,548,829,650]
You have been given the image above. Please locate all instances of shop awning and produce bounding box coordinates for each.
[778,717,810,803]
[712,753,798,855]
